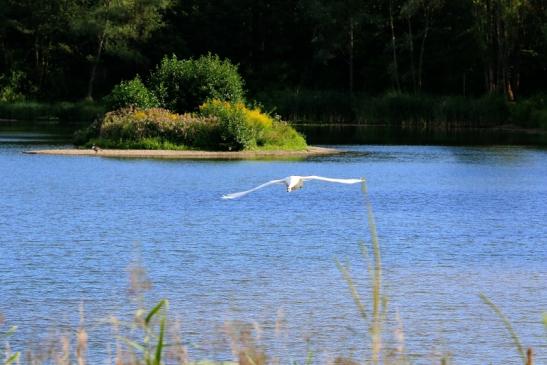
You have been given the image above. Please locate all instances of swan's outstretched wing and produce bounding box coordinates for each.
[302,176,363,184]
[222,178,287,199]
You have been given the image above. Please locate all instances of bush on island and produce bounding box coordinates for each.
[150,53,245,113]
[74,102,306,151]
[199,100,307,150]
[103,75,159,110]
[75,107,221,150]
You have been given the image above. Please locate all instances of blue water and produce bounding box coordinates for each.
[0,133,546,364]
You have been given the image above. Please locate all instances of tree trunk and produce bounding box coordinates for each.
[407,16,416,94]
[389,0,401,92]
[86,29,106,101]
[348,16,354,96]
[417,18,429,91]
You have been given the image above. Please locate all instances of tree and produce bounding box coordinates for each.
[299,0,370,95]
[401,0,444,92]
[472,0,533,100]
[72,0,172,100]
[1,0,78,98]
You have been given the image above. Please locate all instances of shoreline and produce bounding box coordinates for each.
[23,146,342,159]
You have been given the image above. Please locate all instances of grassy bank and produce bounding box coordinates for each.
[0,101,105,123]
[256,90,547,129]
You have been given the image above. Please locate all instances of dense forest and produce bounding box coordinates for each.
[1,0,546,105]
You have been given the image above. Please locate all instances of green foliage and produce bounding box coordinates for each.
[198,100,254,150]
[0,101,105,122]
[150,54,245,113]
[259,89,546,128]
[0,71,25,102]
[79,107,222,150]
[509,94,547,129]
[104,76,159,110]
[121,299,168,365]
[198,100,307,151]
[1,321,20,365]
[256,90,353,123]
[76,102,307,151]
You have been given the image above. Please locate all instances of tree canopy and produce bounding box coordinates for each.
[0,0,546,101]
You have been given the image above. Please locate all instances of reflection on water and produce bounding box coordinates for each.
[0,124,546,364]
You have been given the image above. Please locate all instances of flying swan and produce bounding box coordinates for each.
[222,175,364,199]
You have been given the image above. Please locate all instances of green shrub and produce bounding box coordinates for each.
[75,107,222,150]
[199,100,253,150]
[150,54,245,113]
[199,100,307,151]
[0,70,26,102]
[74,102,307,151]
[104,75,159,110]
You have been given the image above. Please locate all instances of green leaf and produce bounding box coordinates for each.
[4,352,20,365]
[145,299,168,325]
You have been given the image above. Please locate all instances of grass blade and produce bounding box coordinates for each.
[145,299,167,325]
[479,293,526,365]
[336,260,368,320]
[154,317,166,365]
[4,352,20,365]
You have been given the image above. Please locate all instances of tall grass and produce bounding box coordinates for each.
[0,101,105,123]
[256,89,547,129]
[479,294,536,365]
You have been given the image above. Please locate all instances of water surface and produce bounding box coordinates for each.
[0,126,546,364]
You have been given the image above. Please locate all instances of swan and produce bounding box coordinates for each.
[222,175,364,199]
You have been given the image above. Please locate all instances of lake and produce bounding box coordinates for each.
[0,122,546,364]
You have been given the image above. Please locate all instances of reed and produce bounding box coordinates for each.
[479,293,527,365]
[256,89,547,129]
[336,180,387,365]
[0,101,105,123]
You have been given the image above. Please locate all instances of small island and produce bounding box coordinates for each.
[25,146,340,159]
[33,54,324,159]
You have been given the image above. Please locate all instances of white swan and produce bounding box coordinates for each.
[222,175,364,199]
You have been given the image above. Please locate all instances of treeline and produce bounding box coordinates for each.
[0,0,546,103]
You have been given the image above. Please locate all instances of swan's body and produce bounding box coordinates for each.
[222,175,364,199]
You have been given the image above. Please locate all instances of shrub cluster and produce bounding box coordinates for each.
[151,54,245,113]
[199,100,307,150]
[105,54,245,114]
[92,53,306,151]
[76,107,221,150]
[103,76,159,111]
[75,102,307,151]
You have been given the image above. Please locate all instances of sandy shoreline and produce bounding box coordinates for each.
[23,146,342,159]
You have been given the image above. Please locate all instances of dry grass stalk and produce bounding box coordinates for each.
[224,321,266,365]
[332,356,360,365]
[77,303,88,365]
[479,293,526,365]
[526,348,533,365]
[54,335,70,365]
[166,319,189,365]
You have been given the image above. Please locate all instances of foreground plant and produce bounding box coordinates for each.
[336,181,388,365]
[0,316,19,365]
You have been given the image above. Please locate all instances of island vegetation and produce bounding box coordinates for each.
[0,0,546,134]
[73,54,307,151]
